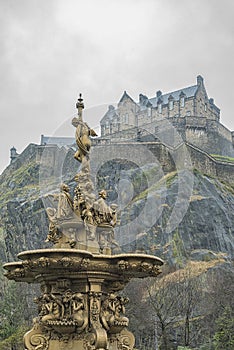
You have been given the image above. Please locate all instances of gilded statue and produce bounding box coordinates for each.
[44,95,119,252]
[46,183,73,221]
[56,183,74,220]
[100,294,129,331]
[93,190,113,225]
[37,291,88,330]
[45,207,60,243]
[72,94,97,163]
[45,184,74,244]
[40,294,63,322]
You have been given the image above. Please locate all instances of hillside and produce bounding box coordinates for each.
[0,143,233,349]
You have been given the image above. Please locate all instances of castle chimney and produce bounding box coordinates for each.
[156,90,162,97]
[197,75,204,86]
[139,94,148,104]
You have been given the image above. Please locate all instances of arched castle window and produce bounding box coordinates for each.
[180,96,185,107]
[169,100,174,110]
[168,95,174,111]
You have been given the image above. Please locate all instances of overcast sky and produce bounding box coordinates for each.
[0,0,233,174]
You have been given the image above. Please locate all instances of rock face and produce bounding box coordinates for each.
[0,144,233,264]
[97,162,234,265]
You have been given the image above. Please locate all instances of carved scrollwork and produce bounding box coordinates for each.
[93,328,108,349]
[89,292,102,325]
[24,329,49,350]
[116,329,135,350]
[30,334,49,350]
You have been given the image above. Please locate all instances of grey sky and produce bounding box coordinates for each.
[0,0,234,174]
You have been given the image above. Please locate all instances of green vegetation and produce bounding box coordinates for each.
[213,306,234,350]
[0,270,29,350]
[0,326,27,350]
[210,154,234,163]
[193,167,234,195]
[0,161,40,210]
[171,229,187,267]
[133,171,178,202]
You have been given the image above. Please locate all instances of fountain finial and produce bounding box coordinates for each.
[76,93,84,121]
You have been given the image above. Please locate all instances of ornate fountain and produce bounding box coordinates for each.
[3,95,163,350]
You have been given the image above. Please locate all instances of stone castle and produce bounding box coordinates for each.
[6,76,234,186]
[100,75,234,157]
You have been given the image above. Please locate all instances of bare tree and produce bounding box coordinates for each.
[146,276,182,350]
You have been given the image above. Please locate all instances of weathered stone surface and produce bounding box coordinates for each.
[1,146,233,266]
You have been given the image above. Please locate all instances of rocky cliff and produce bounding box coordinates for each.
[0,143,233,264]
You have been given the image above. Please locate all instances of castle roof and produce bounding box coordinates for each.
[100,76,220,122]
[40,135,75,147]
[118,90,135,104]
[148,85,198,107]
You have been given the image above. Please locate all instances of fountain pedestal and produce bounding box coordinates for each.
[4,249,163,349]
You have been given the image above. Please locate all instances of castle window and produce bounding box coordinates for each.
[105,121,109,129]
[158,104,162,114]
[123,114,129,124]
[169,100,174,110]
[205,103,207,112]
[180,97,185,108]
[147,107,151,117]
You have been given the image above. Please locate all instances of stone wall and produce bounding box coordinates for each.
[98,114,234,157]
[149,141,234,184]
[93,140,234,185]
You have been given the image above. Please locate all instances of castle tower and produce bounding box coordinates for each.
[10,146,18,163]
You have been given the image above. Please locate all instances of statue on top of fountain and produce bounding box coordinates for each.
[72,93,97,163]
[45,94,120,254]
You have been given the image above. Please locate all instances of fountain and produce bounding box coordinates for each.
[3,95,163,350]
